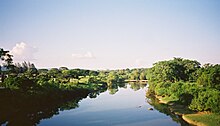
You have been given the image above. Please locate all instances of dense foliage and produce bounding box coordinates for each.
[1,48,148,94]
[147,58,220,113]
[1,47,219,114]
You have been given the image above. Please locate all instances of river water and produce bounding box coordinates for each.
[39,83,189,126]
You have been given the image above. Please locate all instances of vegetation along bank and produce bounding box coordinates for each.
[1,48,220,126]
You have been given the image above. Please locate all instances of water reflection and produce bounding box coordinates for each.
[88,88,106,98]
[0,89,89,126]
[146,95,190,126]
[129,82,146,91]
[0,83,147,126]
[0,83,189,126]
[107,82,147,95]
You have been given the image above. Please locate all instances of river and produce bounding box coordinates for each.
[38,83,190,126]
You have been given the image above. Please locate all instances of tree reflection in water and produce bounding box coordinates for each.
[0,83,148,126]
[146,95,190,126]
[0,89,89,126]
[107,82,147,95]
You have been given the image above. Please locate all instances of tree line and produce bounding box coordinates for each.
[0,48,147,93]
[1,48,219,114]
[146,58,220,113]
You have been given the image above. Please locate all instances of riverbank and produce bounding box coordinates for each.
[182,112,220,126]
[182,113,206,126]
[155,95,178,104]
[155,95,220,126]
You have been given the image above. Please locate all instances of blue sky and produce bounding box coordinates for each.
[1,0,220,69]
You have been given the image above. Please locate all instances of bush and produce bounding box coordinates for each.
[154,82,171,96]
[168,82,184,97]
[3,75,37,91]
[2,76,19,89]
[189,89,220,113]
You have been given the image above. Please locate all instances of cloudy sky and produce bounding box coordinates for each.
[1,0,220,69]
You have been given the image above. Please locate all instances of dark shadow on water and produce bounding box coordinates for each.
[146,94,192,126]
[0,83,188,126]
[0,89,90,126]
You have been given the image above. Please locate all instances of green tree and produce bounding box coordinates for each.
[197,73,209,87]
[0,48,14,83]
[59,67,68,71]
[129,69,139,80]
[48,68,60,78]
[196,64,220,90]
[0,48,14,72]
[139,72,146,80]
[3,75,37,91]
[106,71,118,85]
[147,58,201,83]
[190,89,220,113]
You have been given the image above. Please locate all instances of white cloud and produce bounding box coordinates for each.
[72,51,95,59]
[10,42,38,61]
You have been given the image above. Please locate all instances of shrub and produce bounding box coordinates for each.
[189,89,220,113]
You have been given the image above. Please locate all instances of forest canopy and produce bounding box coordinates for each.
[146,58,220,113]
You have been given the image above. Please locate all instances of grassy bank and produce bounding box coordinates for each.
[155,96,220,126]
[183,113,220,126]
[155,95,178,104]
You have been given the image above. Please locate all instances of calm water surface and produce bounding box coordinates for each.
[39,84,188,126]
